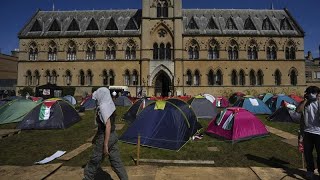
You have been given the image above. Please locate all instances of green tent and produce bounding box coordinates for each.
[0,99,41,125]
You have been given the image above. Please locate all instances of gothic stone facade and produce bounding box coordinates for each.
[17,0,305,97]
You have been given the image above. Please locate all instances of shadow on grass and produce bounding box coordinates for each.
[245,154,306,179]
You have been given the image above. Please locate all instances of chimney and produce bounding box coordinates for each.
[306,51,313,60]
[11,49,19,58]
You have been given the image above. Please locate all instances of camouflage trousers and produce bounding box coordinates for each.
[83,132,128,180]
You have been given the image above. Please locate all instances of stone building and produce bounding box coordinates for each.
[0,51,18,97]
[17,0,305,97]
[305,49,320,88]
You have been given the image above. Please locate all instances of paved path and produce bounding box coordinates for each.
[0,164,309,180]
[266,126,299,147]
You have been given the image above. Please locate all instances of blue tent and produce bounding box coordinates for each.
[262,93,273,103]
[233,97,272,115]
[265,95,297,112]
[80,96,96,110]
[120,100,202,151]
[63,95,77,105]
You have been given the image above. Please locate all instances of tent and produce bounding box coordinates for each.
[188,95,217,119]
[265,95,297,112]
[229,92,245,104]
[203,94,215,103]
[268,107,301,123]
[261,93,274,103]
[289,94,303,104]
[80,96,96,110]
[120,100,202,151]
[114,96,132,107]
[233,97,272,115]
[63,95,77,105]
[35,83,63,99]
[206,107,269,142]
[214,96,229,108]
[122,98,155,124]
[17,99,80,129]
[0,99,41,125]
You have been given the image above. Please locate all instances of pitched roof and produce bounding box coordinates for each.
[19,9,141,38]
[19,8,303,38]
[182,9,304,36]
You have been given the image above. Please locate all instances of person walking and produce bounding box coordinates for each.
[84,87,128,180]
[297,86,320,179]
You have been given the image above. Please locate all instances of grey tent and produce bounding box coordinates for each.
[188,95,217,119]
[267,107,301,123]
[17,99,80,129]
[114,96,132,107]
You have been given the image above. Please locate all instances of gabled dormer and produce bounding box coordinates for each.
[262,17,275,30]
[280,17,293,30]
[105,18,118,30]
[244,17,256,30]
[48,19,61,31]
[30,19,42,32]
[226,17,237,30]
[187,16,199,29]
[125,18,138,30]
[67,19,80,31]
[86,18,99,31]
[207,17,218,29]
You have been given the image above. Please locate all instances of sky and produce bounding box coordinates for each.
[0,0,319,57]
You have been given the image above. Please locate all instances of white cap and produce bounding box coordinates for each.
[112,91,117,97]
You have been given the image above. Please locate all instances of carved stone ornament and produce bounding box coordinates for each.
[158,29,167,38]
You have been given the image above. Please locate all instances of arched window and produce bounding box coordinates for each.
[106,41,116,60]
[124,70,130,86]
[290,69,298,86]
[45,70,51,84]
[285,41,296,60]
[29,42,38,61]
[249,70,256,85]
[48,41,57,61]
[274,70,281,85]
[166,43,171,60]
[79,70,85,85]
[216,69,223,85]
[86,41,96,60]
[247,40,258,60]
[67,41,76,60]
[266,40,277,60]
[208,40,219,60]
[102,70,108,85]
[87,70,93,85]
[65,70,72,86]
[51,70,57,84]
[157,0,169,18]
[188,40,199,60]
[153,43,159,60]
[228,40,238,60]
[208,70,214,86]
[160,43,165,60]
[257,70,263,85]
[34,70,40,86]
[239,70,245,86]
[262,18,274,30]
[231,70,238,85]
[125,41,136,60]
[186,70,192,86]
[194,70,200,86]
[132,70,138,85]
[26,70,32,86]
[109,70,115,85]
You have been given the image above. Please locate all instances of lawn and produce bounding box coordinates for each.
[0,107,303,170]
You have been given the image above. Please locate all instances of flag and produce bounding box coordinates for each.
[39,100,57,121]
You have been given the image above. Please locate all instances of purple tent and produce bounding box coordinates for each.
[206,107,268,142]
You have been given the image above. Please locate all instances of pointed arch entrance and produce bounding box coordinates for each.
[154,70,171,97]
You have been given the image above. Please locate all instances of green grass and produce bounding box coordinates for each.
[0,108,303,169]
[257,115,300,135]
